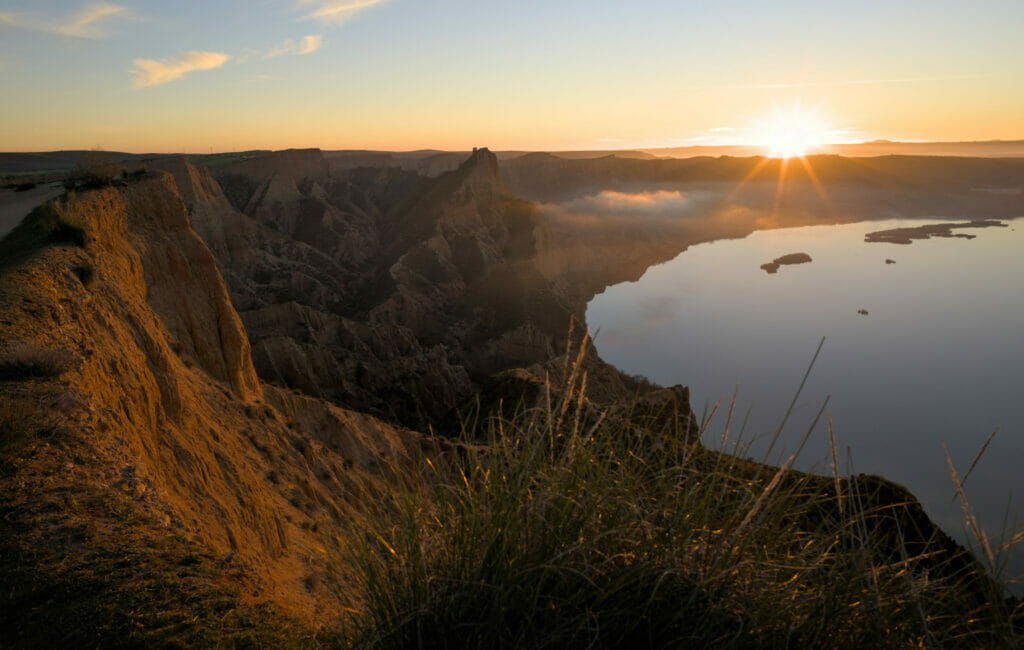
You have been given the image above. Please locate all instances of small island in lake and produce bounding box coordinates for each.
[865,219,1006,245]
[857,308,869,316]
[760,252,812,274]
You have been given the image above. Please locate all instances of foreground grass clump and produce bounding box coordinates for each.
[341,359,1021,648]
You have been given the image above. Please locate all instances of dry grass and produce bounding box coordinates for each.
[339,342,1023,648]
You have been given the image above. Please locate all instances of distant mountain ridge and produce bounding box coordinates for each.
[4,141,1022,179]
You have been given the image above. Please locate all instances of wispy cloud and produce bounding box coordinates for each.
[733,73,1002,90]
[299,0,390,24]
[264,35,323,58]
[0,2,127,39]
[131,51,231,88]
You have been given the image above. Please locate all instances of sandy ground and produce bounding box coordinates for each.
[0,183,64,239]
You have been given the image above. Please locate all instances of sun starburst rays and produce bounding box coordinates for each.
[720,102,838,220]
[756,102,834,159]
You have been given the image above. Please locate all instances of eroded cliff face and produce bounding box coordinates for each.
[0,175,436,628]
[159,149,602,428]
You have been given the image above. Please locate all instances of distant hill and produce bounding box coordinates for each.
[0,150,270,175]
[642,140,1024,159]
[4,142,1020,179]
[0,151,176,174]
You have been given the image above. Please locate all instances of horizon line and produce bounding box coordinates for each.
[4,137,1024,157]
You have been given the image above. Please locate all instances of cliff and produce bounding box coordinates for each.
[162,149,632,428]
[0,175,437,642]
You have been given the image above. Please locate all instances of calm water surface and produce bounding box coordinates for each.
[587,218,1024,581]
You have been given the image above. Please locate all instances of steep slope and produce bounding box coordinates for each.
[170,149,625,428]
[0,175,438,643]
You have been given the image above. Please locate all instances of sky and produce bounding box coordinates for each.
[1,0,1023,153]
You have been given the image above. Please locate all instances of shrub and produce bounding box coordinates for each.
[64,151,123,190]
[14,182,37,192]
[0,343,78,381]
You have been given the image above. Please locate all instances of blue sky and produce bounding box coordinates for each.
[1,0,1022,152]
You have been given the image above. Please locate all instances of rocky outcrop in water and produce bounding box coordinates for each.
[760,252,812,274]
[864,219,1006,244]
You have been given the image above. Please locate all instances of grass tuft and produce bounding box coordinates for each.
[340,344,1022,648]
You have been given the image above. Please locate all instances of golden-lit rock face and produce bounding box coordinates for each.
[0,175,434,624]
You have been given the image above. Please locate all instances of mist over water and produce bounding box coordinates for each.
[587,218,1024,583]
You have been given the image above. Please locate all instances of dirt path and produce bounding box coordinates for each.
[0,183,64,239]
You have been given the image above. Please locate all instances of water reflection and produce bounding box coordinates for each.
[587,218,1024,584]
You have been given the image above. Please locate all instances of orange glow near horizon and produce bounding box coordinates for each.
[753,103,838,159]
[1,2,1022,154]
[723,111,838,223]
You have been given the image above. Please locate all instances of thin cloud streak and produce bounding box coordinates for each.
[0,2,127,39]
[300,0,390,24]
[733,73,1003,90]
[131,51,231,88]
[264,35,323,58]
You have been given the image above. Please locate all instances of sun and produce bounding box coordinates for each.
[756,103,833,158]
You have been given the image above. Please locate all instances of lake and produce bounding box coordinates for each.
[587,217,1024,584]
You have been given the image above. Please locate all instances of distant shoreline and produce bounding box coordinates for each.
[864,219,1007,245]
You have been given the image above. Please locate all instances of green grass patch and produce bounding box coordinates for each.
[190,153,250,168]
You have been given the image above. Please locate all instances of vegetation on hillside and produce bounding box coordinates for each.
[339,344,1022,648]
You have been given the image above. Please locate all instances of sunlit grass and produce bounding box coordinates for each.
[339,340,1022,648]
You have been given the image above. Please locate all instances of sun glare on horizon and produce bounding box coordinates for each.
[755,103,835,159]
